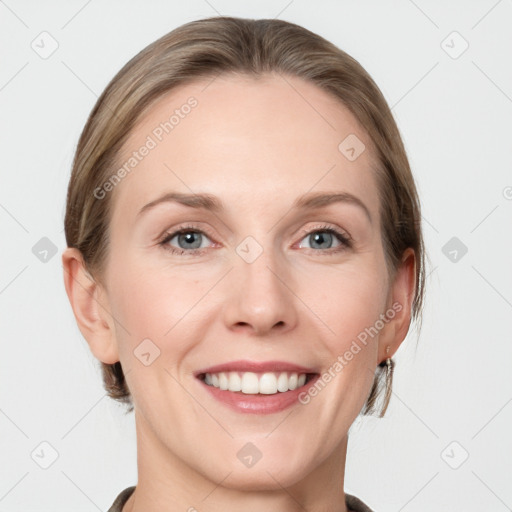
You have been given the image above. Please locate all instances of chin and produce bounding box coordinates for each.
[216,463,309,492]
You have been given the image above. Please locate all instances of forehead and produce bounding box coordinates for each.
[110,72,380,223]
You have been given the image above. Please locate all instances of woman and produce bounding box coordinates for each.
[62,16,425,512]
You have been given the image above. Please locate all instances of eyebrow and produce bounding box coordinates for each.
[137,191,372,223]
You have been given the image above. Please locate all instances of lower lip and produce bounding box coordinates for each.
[197,374,320,414]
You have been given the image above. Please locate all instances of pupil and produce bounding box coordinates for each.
[312,232,331,249]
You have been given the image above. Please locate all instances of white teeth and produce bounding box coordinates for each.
[202,371,310,395]
[228,372,242,391]
[277,372,289,392]
[241,372,259,394]
[218,372,229,390]
[259,373,277,394]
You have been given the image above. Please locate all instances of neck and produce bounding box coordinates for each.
[124,409,350,512]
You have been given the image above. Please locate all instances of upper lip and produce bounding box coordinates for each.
[194,360,319,377]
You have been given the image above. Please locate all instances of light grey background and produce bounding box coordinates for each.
[1,1,511,510]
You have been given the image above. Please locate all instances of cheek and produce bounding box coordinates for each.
[106,264,199,410]
[303,260,389,345]
[106,260,180,348]
[104,261,172,369]
[107,258,216,368]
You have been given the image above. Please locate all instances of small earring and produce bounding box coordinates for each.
[381,345,394,417]
[385,354,393,376]
[385,345,393,376]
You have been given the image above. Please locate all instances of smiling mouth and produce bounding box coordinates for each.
[198,371,317,395]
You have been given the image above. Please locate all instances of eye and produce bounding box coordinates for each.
[297,225,352,253]
[158,225,214,255]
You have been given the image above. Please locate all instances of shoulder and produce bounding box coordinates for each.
[107,486,136,512]
[345,492,375,512]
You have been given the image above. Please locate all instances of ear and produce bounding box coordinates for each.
[378,247,416,363]
[62,247,120,364]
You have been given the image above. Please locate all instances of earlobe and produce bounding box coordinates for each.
[379,248,417,362]
[62,248,120,364]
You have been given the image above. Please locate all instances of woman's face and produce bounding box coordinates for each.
[97,73,404,489]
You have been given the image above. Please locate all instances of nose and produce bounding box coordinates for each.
[222,245,299,337]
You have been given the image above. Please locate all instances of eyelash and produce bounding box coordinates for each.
[157,223,353,256]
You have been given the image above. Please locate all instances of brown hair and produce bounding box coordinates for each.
[64,16,426,417]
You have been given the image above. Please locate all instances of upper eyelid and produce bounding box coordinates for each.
[298,224,351,240]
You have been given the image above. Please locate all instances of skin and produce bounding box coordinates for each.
[63,72,416,512]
